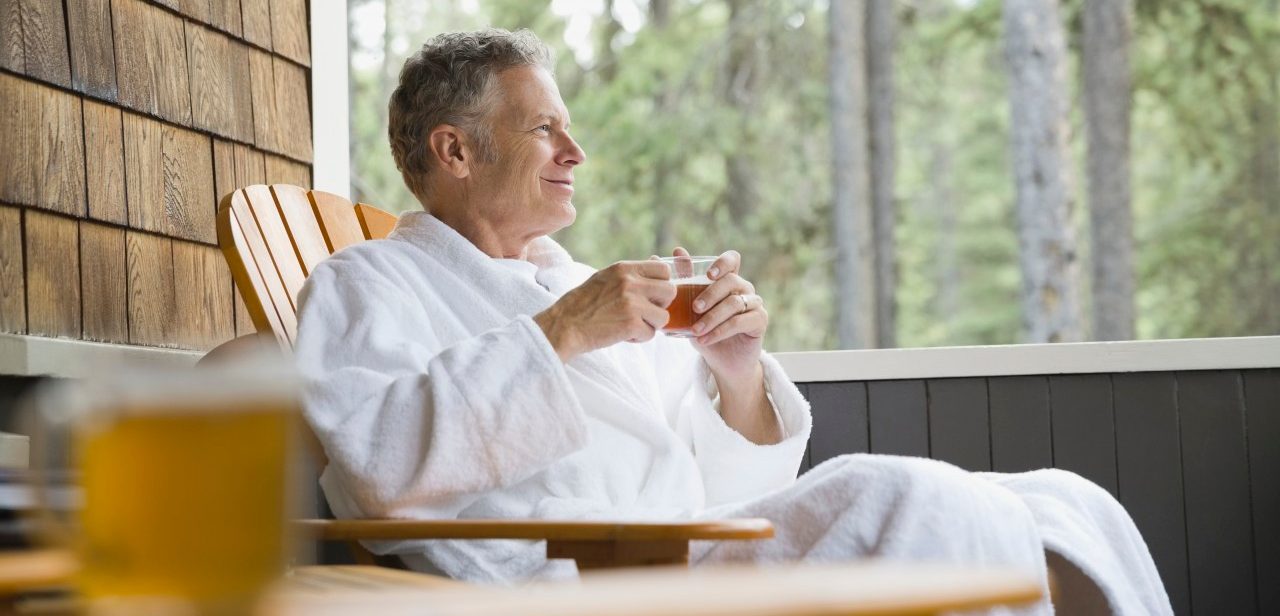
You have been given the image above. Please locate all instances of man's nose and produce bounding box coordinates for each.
[557,134,586,167]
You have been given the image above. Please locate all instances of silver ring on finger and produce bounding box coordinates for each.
[738,294,750,314]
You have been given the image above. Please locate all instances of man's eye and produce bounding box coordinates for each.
[535,125,551,133]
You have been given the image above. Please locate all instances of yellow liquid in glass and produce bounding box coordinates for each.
[75,406,289,605]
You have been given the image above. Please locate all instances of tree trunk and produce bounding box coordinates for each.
[377,0,395,147]
[597,0,623,82]
[724,0,762,222]
[1249,0,1280,332]
[932,141,960,325]
[1083,0,1135,341]
[1002,0,1082,343]
[829,0,876,349]
[651,0,675,254]
[866,0,896,348]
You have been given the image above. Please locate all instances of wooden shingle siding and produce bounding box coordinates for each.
[272,57,313,161]
[1113,372,1189,616]
[123,113,216,243]
[0,0,70,87]
[0,1,20,73]
[177,0,210,23]
[24,210,80,338]
[1243,369,1280,616]
[266,153,311,188]
[126,230,176,347]
[240,0,272,50]
[83,100,128,225]
[0,0,312,352]
[248,49,281,154]
[269,0,309,65]
[171,240,234,350]
[208,0,243,37]
[0,205,25,334]
[234,286,255,337]
[80,223,129,344]
[186,23,255,142]
[0,74,86,217]
[927,378,990,471]
[988,376,1053,472]
[65,0,118,99]
[868,380,928,457]
[112,0,193,124]
[214,140,270,203]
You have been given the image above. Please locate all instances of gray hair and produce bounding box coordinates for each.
[388,28,554,203]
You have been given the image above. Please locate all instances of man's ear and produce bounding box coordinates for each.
[426,124,472,179]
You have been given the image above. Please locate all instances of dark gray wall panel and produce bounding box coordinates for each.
[927,378,991,471]
[1049,374,1118,495]
[868,380,928,457]
[797,383,812,475]
[1244,369,1279,616]
[1178,371,1256,615]
[989,376,1053,472]
[1113,372,1190,616]
[808,381,869,467]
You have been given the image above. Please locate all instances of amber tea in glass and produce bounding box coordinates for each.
[659,256,716,338]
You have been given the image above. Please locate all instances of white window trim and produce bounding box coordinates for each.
[774,336,1280,383]
[0,335,202,379]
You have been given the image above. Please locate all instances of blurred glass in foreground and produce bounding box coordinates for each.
[25,355,300,614]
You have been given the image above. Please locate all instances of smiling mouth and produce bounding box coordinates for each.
[541,178,573,186]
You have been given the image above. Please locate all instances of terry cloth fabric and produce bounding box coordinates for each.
[295,211,1170,615]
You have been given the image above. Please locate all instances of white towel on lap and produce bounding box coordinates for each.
[294,211,1170,614]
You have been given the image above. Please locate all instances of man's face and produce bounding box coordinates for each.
[467,65,586,240]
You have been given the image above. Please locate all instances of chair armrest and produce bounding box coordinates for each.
[293,518,774,542]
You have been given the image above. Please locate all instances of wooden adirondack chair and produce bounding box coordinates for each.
[211,184,775,572]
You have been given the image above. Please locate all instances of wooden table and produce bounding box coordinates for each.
[266,562,1043,616]
[0,551,1043,615]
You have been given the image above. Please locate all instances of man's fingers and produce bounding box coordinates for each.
[693,274,754,314]
[708,250,741,280]
[637,277,677,306]
[697,310,766,346]
[628,260,672,280]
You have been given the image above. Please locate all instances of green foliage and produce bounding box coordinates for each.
[349,0,1280,350]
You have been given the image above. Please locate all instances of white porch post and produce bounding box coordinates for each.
[311,0,352,198]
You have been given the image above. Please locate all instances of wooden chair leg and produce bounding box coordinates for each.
[546,539,689,571]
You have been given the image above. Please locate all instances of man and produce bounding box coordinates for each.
[295,29,1170,615]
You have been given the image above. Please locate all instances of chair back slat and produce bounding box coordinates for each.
[272,184,331,275]
[355,203,398,240]
[217,185,398,348]
[219,191,296,346]
[310,190,365,253]
[241,185,309,311]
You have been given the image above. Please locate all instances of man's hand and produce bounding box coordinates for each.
[534,261,676,362]
[664,247,780,445]
[677,248,768,379]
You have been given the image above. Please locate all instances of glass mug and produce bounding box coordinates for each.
[26,359,300,614]
[658,256,717,338]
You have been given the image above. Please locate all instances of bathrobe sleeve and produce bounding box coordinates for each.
[650,336,813,508]
[293,258,590,519]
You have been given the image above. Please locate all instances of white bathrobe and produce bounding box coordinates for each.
[295,211,1171,615]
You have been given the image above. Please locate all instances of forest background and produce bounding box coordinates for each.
[347,0,1279,352]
